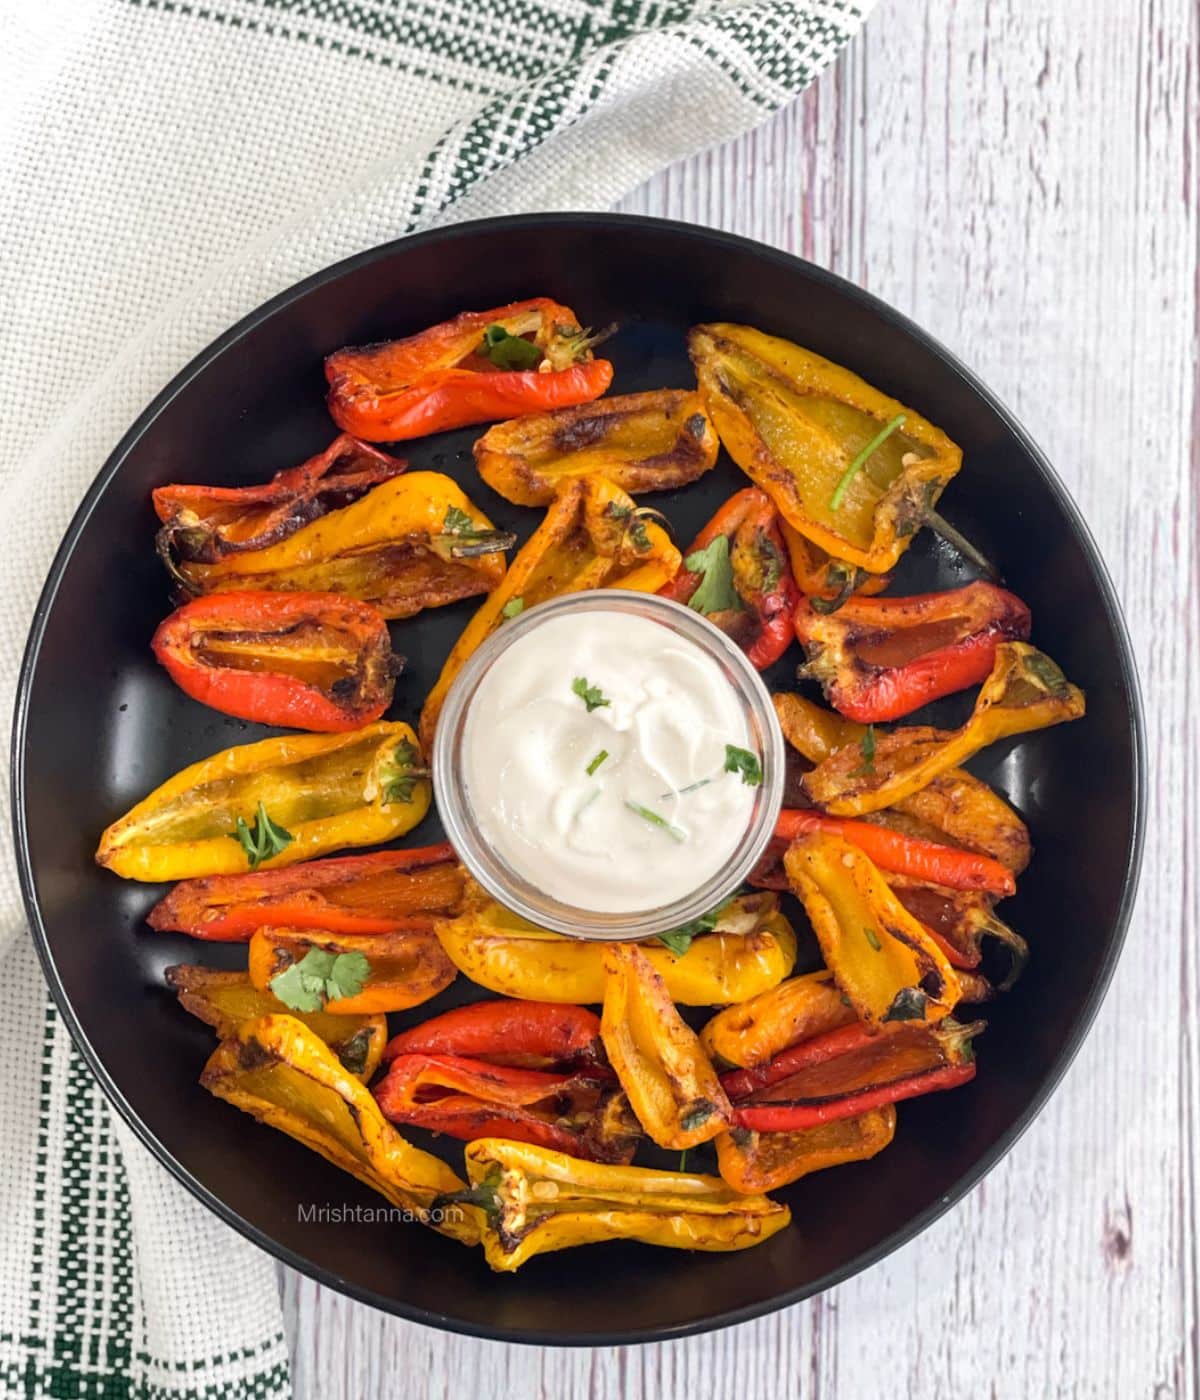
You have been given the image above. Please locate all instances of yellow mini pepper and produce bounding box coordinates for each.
[419,474,680,745]
[783,832,960,1027]
[201,1014,478,1244]
[600,943,731,1149]
[434,889,796,1006]
[714,1106,896,1194]
[448,1137,790,1272]
[700,970,856,1070]
[95,721,430,881]
[175,472,510,619]
[689,323,962,574]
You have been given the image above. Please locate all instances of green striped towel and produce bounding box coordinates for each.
[0,0,873,1393]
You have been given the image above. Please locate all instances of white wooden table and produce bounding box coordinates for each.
[278,4,1198,1394]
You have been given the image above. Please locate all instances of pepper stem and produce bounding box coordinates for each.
[976,912,1030,993]
[922,509,1000,581]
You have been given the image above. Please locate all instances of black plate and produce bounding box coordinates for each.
[12,214,1145,1344]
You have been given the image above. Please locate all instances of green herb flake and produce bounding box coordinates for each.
[684,534,742,616]
[337,1027,374,1076]
[854,724,877,776]
[624,800,686,843]
[501,597,525,619]
[829,413,907,512]
[270,948,370,1013]
[379,737,429,805]
[863,926,882,952]
[656,900,732,955]
[585,749,609,776]
[724,744,763,787]
[572,676,610,713]
[442,504,476,535]
[679,1101,715,1132]
[229,802,293,870]
[479,323,542,371]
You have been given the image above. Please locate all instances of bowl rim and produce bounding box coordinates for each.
[432,588,786,938]
[10,210,1147,1346]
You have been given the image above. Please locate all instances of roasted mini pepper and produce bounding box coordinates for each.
[164,964,387,1079]
[689,323,962,574]
[153,433,407,565]
[382,999,602,1069]
[802,643,1086,816]
[147,843,464,941]
[201,1014,477,1243]
[783,832,961,1027]
[715,1106,896,1194]
[373,1053,637,1163]
[658,488,802,669]
[722,1016,982,1132]
[794,582,1032,722]
[151,590,398,732]
[248,925,455,1015]
[773,692,1031,874]
[779,519,889,611]
[887,875,1029,993]
[771,809,1016,896]
[445,1138,790,1272]
[700,970,857,1070]
[600,944,731,1150]
[96,721,430,881]
[419,475,680,745]
[171,474,511,620]
[474,389,719,505]
[325,298,614,442]
[434,886,796,1006]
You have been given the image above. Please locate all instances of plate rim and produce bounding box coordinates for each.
[10,211,1148,1346]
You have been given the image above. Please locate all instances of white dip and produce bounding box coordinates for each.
[462,609,759,913]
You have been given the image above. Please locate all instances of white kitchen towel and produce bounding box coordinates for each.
[0,1,875,1394]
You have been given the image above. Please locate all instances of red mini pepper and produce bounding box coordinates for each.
[372,1052,636,1163]
[153,433,407,566]
[794,581,1032,722]
[325,298,614,442]
[660,487,801,670]
[767,810,1016,896]
[383,999,602,1070]
[146,843,464,941]
[723,1017,982,1132]
[152,590,397,732]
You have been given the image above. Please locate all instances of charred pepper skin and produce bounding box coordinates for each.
[794,581,1032,723]
[325,298,613,442]
[723,1017,983,1132]
[373,1053,637,1163]
[153,433,407,565]
[147,843,463,940]
[152,590,396,732]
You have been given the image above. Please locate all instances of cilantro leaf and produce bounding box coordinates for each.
[679,1101,715,1132]
[657,899,732,955]
[571,676,610,713]
[270,948,370,1012]
[684,535,742,615]
[724,745,763,786]
[479,324,542,371]
[229,802,293,870]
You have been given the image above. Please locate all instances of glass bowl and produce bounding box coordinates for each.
[432,589,785,940]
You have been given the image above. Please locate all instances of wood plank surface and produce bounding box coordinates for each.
[279,2,1200,1394]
